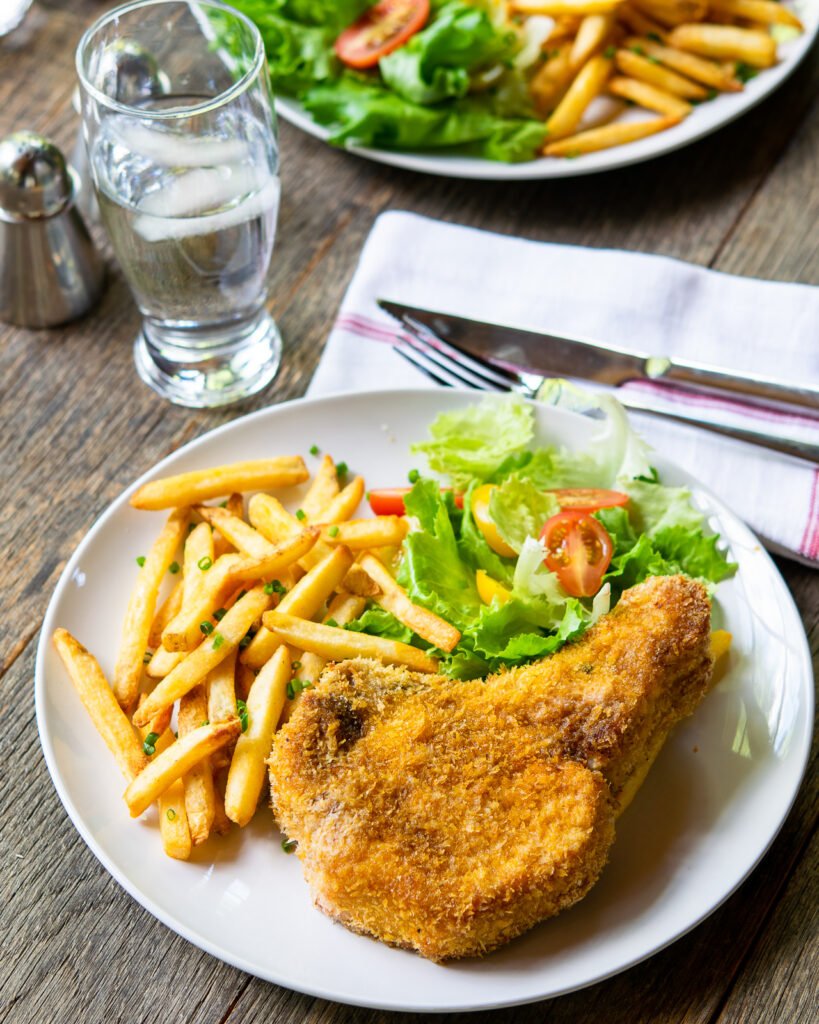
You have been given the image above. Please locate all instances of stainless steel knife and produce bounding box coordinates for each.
[377,300,819,413]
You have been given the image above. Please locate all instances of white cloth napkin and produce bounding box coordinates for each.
[308,211,819,566]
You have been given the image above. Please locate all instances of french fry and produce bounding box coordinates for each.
[213,492,245,557]
[608,75,693,115]
[134,586,273,727]
[146,644,184,679]
[158,779,192,860]
[178,684,216,844]
[341,562,382,598]
[617,3,667,37]
[248,492,334,572]
[212,766,232,835]
[301,455,340,521]
[546,53,614,139]
[195,505,275,559]
[124,720,241,817]
[113,507,189,711]
[263,611,440,673]
[162,530,317,652]
[327,592,368,624]
[359,553,461,652]
[625,36,743,89]
[570,14,615,69]
[161,553,243,652]
[130,457,309,511]
[241,546,355,669]
[531,46,575,114]
[208,648,238,724]
[666,24,777,67]
[53,629,148,780]
[235,662,256,702]
[544,114,680,154]
[631,0,707,26]
[321,516,408,550]
[225,646,291,827]
[707,0,802,28]
[511,0,623,15]
[148,579,184,649]
[319,476,366,524]
[615,48,708,97]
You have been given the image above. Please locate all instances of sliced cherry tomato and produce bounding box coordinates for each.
[368,487,462,516]
[539,510,613,598]
[335,0,430,69]
[471,484,517,559]
[551,488,629,512]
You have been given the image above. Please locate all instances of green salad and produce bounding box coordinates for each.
[230,0,552,161]
[344,393,736,678]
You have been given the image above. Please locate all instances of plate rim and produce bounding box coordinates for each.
[274,9,818,181]
[35,387,815,1011]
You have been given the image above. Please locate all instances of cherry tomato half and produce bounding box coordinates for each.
[551,488,629,513]
[368,487,463,516]
[335,0,430,69]
[540,510,613,598]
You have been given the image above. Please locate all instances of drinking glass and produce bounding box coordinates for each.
[77,0,281,408]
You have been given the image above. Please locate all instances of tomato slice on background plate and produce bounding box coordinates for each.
[551,488,629,512]
[540,510,613,598]
[335,0,430,69]
[368,487,462,516]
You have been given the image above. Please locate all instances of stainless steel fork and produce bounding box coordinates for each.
[392,315,819,467]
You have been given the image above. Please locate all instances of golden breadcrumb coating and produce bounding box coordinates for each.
[270,574,713,961]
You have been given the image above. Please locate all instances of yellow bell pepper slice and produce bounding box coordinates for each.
[471,484,517,558]
[476,570,512,606]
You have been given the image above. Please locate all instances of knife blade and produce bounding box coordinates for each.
[377,300,819,413]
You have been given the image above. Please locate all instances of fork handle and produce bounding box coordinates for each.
[616,392,819,466]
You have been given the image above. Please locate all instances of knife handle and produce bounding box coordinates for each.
[658,360,819,413]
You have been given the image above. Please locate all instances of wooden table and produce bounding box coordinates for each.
[1,3,816,1022]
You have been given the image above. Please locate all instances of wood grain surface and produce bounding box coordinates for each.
[1,3,816,1022]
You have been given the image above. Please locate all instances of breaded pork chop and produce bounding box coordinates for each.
[270,575,713,961]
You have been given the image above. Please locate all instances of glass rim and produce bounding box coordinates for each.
[75,0,266,120]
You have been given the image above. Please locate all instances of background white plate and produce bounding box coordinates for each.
[276,3,818,180]
[36,390,813,1012]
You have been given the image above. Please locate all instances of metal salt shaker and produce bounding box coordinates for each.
[0,130,104,327]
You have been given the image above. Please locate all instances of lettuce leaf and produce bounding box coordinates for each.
[379,0,517,106]
[489,476,560,553]
[303,76,547,161]
[411,395,534,489]
[344,606,414,643]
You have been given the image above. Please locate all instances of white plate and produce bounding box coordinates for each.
[276,4,818,180]
[36,389,813,1012]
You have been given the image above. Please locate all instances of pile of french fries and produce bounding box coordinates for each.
[509,0,804,157]
[53,452,461,860]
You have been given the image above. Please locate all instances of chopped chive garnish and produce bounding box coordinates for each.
[213,608,226,621]
[630,45,645,55]
[236,698,248,732]
[142,732,159,756]
[325,618,339,629]
[604,45,615,58]
[239,632,253,649]
[136,556,146,567]
[286,682,295,700]
[166,808,177,821]
[212,632,224,650]
[264,579,286,595]
[647,32,662,42]
[292,660,302,670]
[336,461,348,478]
[168,561,180,574]
[295,509,306,521]
[143,651,152,664]
[200,720,209,728]
[219,500,228,508]
[187,522,196,535]
[309,444,319,455]
[200,620,214,636]
[328,525,339,538]
[281,838,297,853]
[408,468,419,483]
[237,589,247,600]
[198,556,213,571]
